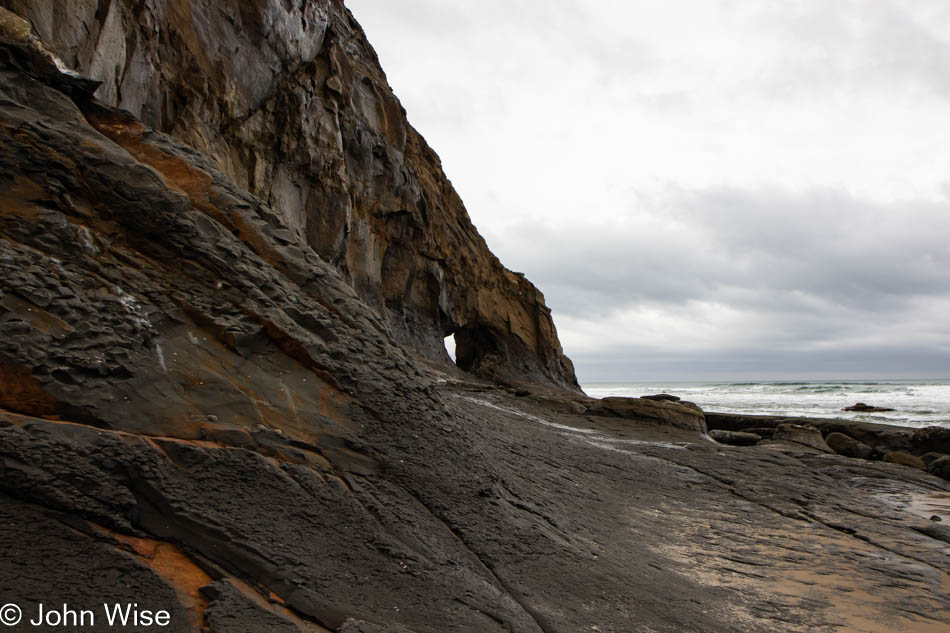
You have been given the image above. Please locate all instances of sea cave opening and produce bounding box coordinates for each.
[444,333,457,364]
[449,326,501,373]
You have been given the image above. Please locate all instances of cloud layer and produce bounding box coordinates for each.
[348,0,950,381]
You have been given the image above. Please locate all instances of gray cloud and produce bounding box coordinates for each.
[579,345,950,382]
[485,187,950,379]
[490,187,950,314]
[748,0,950,100]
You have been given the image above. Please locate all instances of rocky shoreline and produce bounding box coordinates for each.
[704,410,950,480]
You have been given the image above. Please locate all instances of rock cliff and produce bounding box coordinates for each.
[1,0,577,388]
[1,4,948,633]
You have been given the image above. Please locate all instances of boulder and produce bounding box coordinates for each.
[773,424,833,453]
[927,455,950,480]
[914,524,950,545]
[641,394,681,402]
[709,430,760,446]
[825,432,873,460]
[704,413,920,454]
[586,397,706,433]
[882,452,927,470]
[843,403,895,413]
[912,427,950,455]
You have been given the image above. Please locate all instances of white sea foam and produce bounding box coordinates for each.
[583,380,950,429]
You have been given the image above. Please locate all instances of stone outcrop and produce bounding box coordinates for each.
[641,393,681,402]
[0,14,566,630]
[929,456,950,479]
[844,403,895,413]
[826,432,873,460]
[709,429,760,446]
[0,0,577,388]
[585,396,707,433]
[706,412,950,457]
[771,423,833,453]
[883,452,927,470]
[706,412,950,479]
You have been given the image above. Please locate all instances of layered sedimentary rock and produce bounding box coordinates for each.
[0,11,555,630]
[2,4,949,633]
[1,0,576,388]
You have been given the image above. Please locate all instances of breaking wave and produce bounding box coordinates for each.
[584,380,950,429]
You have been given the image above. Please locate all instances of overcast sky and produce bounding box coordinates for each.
[347,0,950,382]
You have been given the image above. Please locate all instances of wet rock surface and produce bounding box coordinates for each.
[709,429,761,446]
[825,432,874,460]
[884,451,928,470]
[585,396,707,433]
[772,423,833,453]
[707,412,950,464]
[929,456,950,479]
[1,4,949,633]
[844,403,895,413]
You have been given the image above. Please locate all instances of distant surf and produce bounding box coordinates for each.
[583,380,950,429]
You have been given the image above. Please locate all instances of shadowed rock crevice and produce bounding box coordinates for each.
[452,325,499,374]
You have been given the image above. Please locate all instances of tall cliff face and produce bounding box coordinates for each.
[0,9,556,630]
[2,0,577,388]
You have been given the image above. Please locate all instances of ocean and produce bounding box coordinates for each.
[583,380,950,429]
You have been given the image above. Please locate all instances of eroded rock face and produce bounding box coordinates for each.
[1,0,577,388]
[585,396,707,434]
[0,22,540,631]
